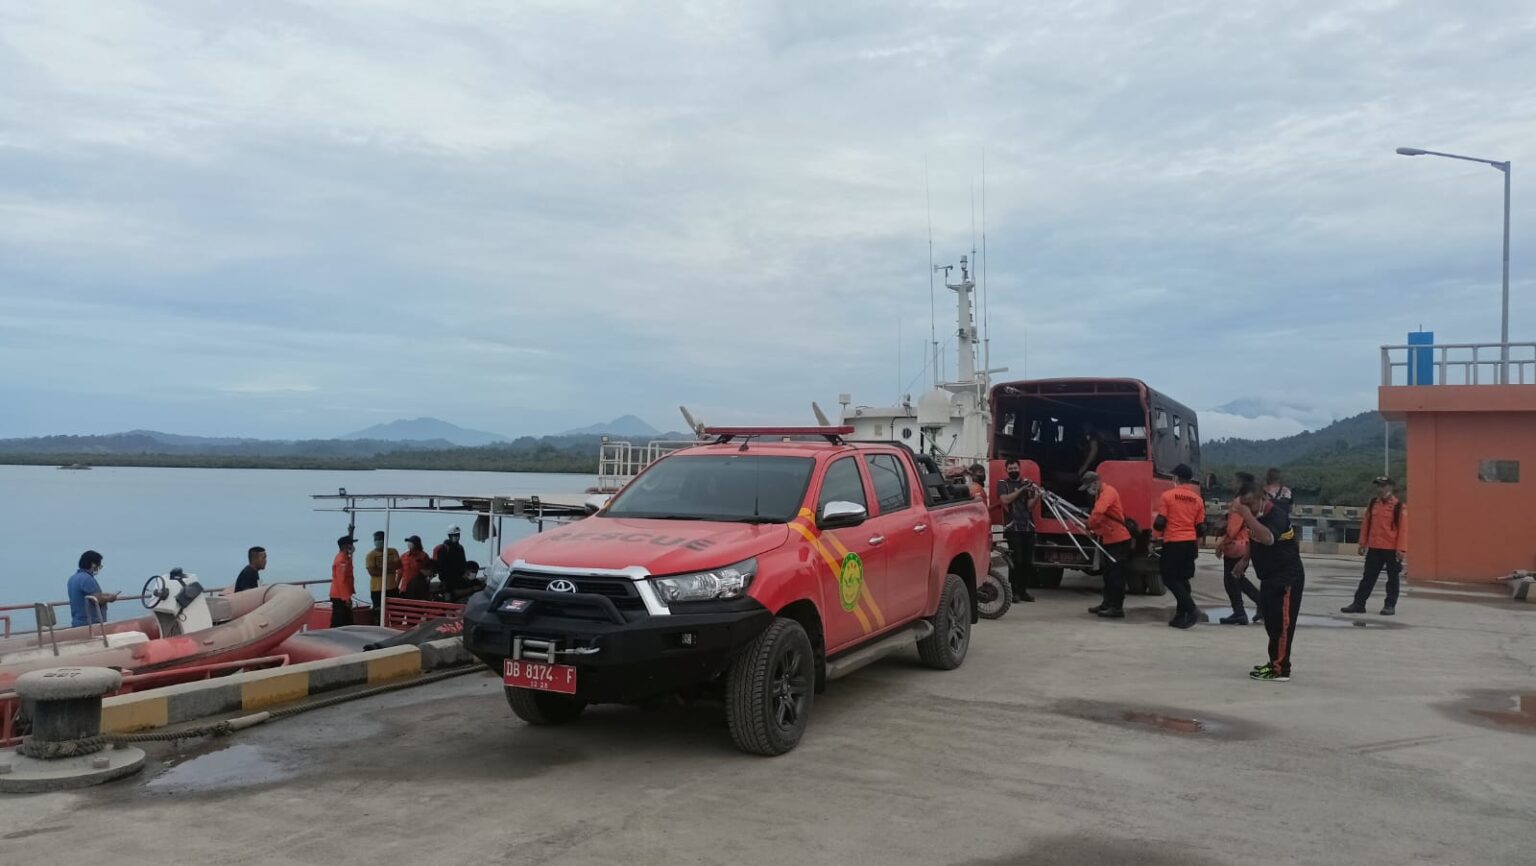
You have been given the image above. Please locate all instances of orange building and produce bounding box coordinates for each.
[1379,342,1536,582]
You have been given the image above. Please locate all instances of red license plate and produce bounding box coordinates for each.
[503,658,578,694]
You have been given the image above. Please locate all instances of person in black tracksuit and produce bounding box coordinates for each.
[996,460,1039,603]
[1233,489,1305,682]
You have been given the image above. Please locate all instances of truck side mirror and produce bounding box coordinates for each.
[819,501,868,529]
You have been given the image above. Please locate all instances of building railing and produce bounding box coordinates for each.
[1380,342,1536,387]
[595,439,697,493]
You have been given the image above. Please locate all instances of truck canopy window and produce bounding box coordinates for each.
[863,453,911,513]
[819,457,868,513]
[603,455,815,523]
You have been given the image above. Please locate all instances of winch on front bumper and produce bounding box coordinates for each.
[462,577,773,704]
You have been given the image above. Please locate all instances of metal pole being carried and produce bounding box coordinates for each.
[380,505,391,628]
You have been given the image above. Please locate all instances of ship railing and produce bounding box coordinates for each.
[1381,342,1536,387]
[595,439,697,493]
[0,654,290,748]
[381,598,464,630]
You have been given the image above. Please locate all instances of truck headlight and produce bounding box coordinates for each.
[651,558,757,604]
[487,558,513,593]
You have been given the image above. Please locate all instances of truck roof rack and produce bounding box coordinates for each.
[703,426,854,446]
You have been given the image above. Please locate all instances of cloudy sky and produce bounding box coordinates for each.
[2,0,1533,441]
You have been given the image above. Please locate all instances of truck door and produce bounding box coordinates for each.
[862,452,933,621]
[811,456,888,652]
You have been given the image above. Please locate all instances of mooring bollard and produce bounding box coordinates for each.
[0,666,145,794]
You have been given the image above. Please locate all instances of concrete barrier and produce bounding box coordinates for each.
[1511,575,1534,603]
[100,640,471,734]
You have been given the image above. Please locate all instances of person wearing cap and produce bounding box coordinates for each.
[433,527,469,600]
[329,535,357,627]
[1154,463,1206,629]
[1083,471,1134,618]
[397,535,433,600]
[1343,477,1407,616]
[365,531,401,613]
[996,459,1039,604]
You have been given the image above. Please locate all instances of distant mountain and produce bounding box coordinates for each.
[561,415,660,437]
[342,417,509,447]
[0,432,452,458]
[122,429,264,447]
[1204,411,1390,465]
[1203,411,1403,505]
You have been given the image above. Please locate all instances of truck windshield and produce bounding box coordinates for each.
[603,455,815,523]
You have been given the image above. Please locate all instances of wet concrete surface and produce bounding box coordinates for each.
[146,743,297,793]
[1448,691,1536,734]
[5,554,1535,866]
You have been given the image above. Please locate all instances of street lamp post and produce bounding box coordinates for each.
[1396,146,1512,383]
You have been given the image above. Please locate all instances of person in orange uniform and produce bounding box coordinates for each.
[1155,463,1206,629]
[329,535,357,627]
[1083,471,1134,619]
[397,535,433,600]
[1342,476,1407,616]
[1214,473,1262,625]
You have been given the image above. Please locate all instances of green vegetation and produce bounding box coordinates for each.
[1203,411,1404,506]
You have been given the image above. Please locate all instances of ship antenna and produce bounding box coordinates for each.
[926,157,938,389]
[981,148,990,386]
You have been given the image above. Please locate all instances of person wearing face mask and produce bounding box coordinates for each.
[364,530,401,612]
[67,549,120,627]
[995,459,1039,603]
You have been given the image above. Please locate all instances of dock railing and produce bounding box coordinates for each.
[596,439,697,493]
[1380,341,1536,387]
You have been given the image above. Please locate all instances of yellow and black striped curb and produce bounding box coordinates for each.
[101,638,473,734]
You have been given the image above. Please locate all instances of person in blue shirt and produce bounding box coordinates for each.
[67,550,119,627]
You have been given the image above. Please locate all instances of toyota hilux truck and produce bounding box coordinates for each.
[463,426,992,756]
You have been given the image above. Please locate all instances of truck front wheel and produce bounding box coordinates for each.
[917,574,971,670]
[725,618,815,756]
[505,687,587,725]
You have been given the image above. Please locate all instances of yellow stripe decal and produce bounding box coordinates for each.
[851,605,872,632]
[789,521,844,572]
[862,591,886,628]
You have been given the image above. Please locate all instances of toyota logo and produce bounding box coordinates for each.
[547,579,578,593]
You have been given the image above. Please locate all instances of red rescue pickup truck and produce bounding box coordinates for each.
[463,427,992,755]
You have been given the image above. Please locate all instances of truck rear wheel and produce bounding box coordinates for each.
[725,618,814,756]
[505,687,587,725]
[917,574,971,670]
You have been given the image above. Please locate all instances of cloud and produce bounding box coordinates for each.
[1199,412,1310,442]
[2,0,1534,439]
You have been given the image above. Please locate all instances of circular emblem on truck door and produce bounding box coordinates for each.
[547,579,578,593]
[838,553,864,612]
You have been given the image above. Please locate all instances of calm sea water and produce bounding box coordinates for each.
[0,465,594,615]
